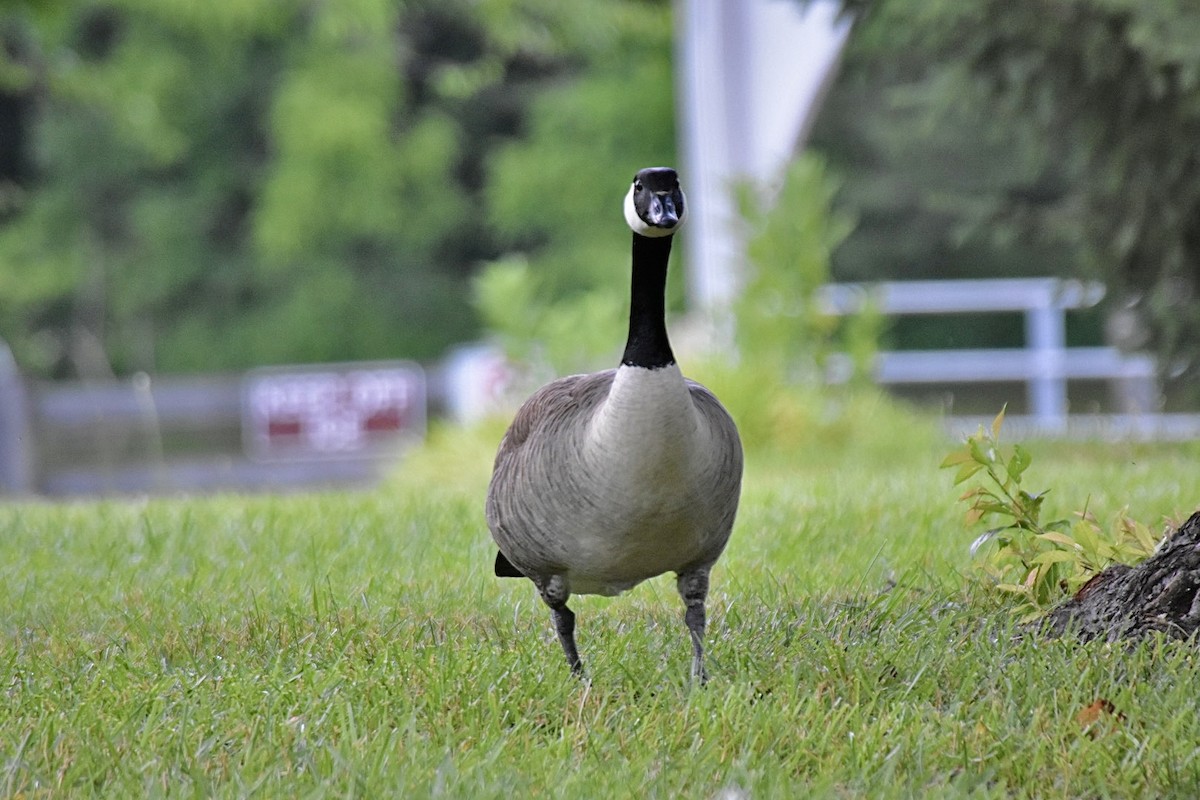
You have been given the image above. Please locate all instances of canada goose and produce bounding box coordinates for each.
[485,166,743,681]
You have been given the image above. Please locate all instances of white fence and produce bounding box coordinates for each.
[820,277,1160,432]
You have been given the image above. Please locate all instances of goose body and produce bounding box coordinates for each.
[487,364,740,597]
[485,167,743,679]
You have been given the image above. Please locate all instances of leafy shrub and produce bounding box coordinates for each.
[689,358,936,463]
[942,408,1162,620]
[734,155,880,385]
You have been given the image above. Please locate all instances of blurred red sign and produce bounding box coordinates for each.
[243,362,425,461]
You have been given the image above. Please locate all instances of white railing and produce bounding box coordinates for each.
[820,278,1158,429]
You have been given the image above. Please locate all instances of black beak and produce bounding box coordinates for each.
[647,193,680,229]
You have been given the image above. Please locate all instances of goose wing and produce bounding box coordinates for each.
[685,378,743,468]
[490,370,615,469]
[682,378,744,561]
[486,370,616,575]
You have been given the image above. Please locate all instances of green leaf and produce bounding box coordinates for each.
[958,486,987,501]
[991,404,1007,440]
[940,448,975,468]
[975,501,1015,517]
[1071,520,1103,556]
[1036,531,1080,549]
[1018,488,1047,520]
[967,436,992,466]
[954,461,986,485]
[1131,521,1160,554]
[1031,549,1078,566]
[1009,444,1032,481]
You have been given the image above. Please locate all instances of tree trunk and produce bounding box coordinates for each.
[1043,511,1200,642]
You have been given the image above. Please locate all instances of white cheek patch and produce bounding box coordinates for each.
[624,186,677,238]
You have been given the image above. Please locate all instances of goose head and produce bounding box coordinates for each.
[624,167,686,238]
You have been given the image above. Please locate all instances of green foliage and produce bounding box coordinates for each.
[943,407,1162,620]
[822,0,1200,384]
[708,156,896,458]
[474,0,677,376]
[473,254,627,376]
[734,155,874,382]
[810,5,1080,289]
[691,357,937,462]
[0,0,674,377]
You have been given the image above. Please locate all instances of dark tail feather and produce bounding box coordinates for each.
[494,550,524,578]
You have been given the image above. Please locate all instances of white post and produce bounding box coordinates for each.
[674,0,852,346]
[0,341,33,494]
[675,0,749,331]
[1025,297,1068,428]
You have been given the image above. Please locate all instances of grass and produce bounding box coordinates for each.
[3,405,1200,798]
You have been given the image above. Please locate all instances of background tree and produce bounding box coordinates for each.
[812,0,1200,384]
[0,0,672,378]
[474,2,676,373]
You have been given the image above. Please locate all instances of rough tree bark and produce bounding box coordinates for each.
[1044,511,1200,642]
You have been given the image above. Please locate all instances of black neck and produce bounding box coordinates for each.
[621,233,675,369]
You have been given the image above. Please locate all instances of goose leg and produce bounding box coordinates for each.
[676,568,711,683]
[538,575,583,675]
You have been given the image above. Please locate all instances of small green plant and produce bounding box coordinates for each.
[734,155,876,384]
[942,407,1161,620]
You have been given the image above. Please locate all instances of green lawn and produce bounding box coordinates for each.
[2,410,1200,798]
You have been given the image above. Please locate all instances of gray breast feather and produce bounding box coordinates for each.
[485,369,742,595]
